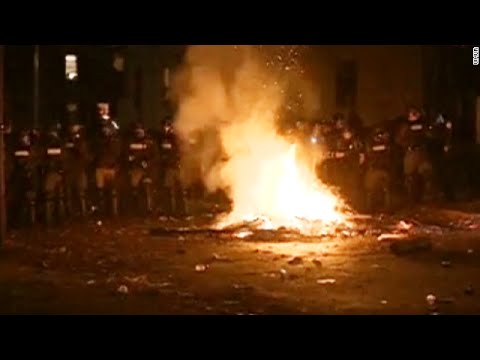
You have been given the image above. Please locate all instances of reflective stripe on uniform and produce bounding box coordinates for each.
[14,150,30,157]
[129,143,146,150]
[47,148,62,155]
[372,145,386,152]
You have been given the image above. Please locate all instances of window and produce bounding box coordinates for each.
[336,60,357,108]
[65,54,78,81]
[113,53,125,72]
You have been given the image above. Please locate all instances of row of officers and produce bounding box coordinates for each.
[2,105,457,227]
[4,117,183,227]
[298,106,455,212]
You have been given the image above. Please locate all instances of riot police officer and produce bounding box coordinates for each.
[8,130,41,226]
[329,113,364,206]
[158,121,184,216]
[310,119,336,183]
[429,112,454,201]
[395,107,433,203]
[41,125,67,225]
[363,126,393,212]
[4,125,14,193]
[94,118,122,217]
[64,122,91,217]
[124,122,159,215]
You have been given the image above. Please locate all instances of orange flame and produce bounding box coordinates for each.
[172,46,349,234]
[216,131,348,234]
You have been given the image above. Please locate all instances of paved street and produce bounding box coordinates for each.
[1,203,480,315]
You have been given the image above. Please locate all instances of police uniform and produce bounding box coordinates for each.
[363,128,392,211]
[94,123,122,216]
[9,131,42,225]
[311,122,336,183]
[158,125,184,215]
[429,115,454,200]
[125,127,159,213]
[42,130,67,225]
[396,115,433,202]
[329,125,364,204]
[64,126,91,216]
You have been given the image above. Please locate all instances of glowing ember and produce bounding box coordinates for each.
[234,230,254,239]
[377,233,408,242]
[317,279,336,285]
[397,221,413,231]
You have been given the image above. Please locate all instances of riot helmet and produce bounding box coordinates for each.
[19,130,32,147]
[46,123,61,141]
[333,113,347,130]
[407,107,422,122]
[132,122,146,140]
[373,127,390,143]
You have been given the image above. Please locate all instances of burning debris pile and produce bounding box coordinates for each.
[171,45,350,236]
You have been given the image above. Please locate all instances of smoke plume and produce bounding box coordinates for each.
[171,45,341,225]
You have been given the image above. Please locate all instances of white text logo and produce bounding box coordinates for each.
[474,46,479,65]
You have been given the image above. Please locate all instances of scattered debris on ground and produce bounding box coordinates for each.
[441,261,452,268]
[5,204,480,314]
[390,238,432,255]
[195,264,208,273]
[438,297,455,304]
[117,285,129,294]
[288,257,303,266]
[316,279,336,285]
[377,233,409,242]
[312,259,322,267]
[426,294,437,312]
[210,253,232,263]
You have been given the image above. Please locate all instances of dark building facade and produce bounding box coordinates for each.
[310,45,424,125]
[5,45,479,141]
[116,45,185,129]
[422,45,480,143]
[4,45,123,131]
[118,45,425,127]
